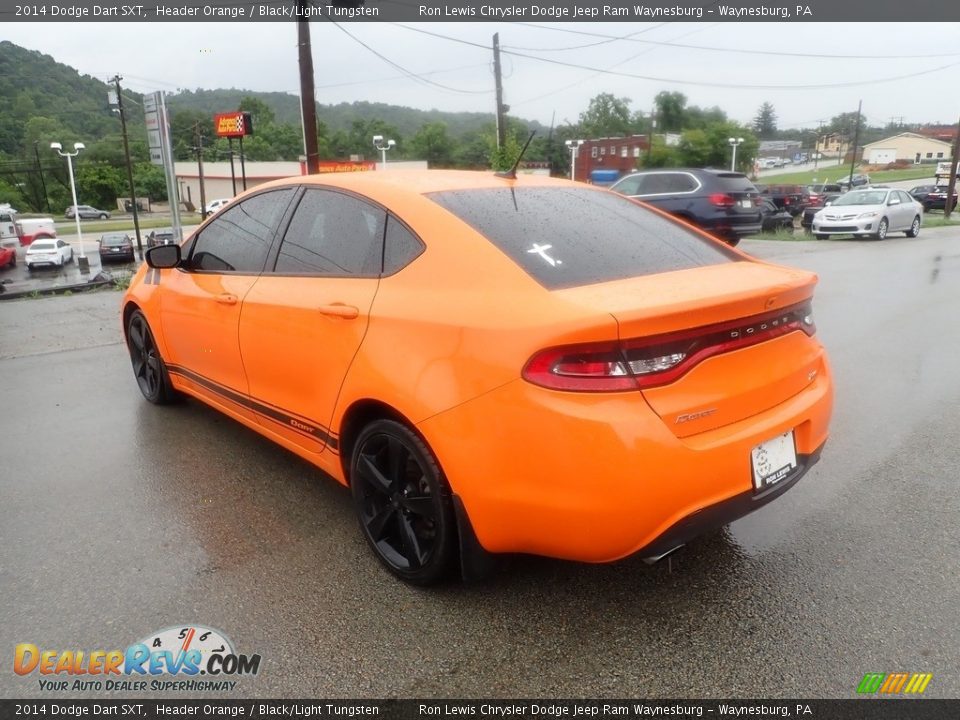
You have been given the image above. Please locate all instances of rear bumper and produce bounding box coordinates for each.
[636,444,823,559]
[418,348,833,563]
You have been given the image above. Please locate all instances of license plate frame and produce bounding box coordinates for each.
[751,430,797,491]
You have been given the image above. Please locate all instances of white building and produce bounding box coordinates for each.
[862,133,953,165]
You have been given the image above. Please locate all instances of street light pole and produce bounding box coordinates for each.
[51,141,88,274]
[372,135,396,166]
[565,139,584,181]
[728,137,744,172]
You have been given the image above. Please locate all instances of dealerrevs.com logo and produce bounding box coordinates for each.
[14,625,261,692]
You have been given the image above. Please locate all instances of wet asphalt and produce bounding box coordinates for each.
[1,227,959,700]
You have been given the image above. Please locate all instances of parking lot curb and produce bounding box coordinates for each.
[0,271,115,301]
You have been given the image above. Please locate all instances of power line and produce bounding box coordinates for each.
[390,25,960,92]
[330,22,491,96]
[512,23,960,60]
[501,25,668,52]
[512,23,715,107]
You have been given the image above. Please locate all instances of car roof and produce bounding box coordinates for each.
[249,169,597,203]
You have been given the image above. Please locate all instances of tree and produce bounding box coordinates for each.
[579,93,633,138]
[752,102,778,138]
[412,122,454,167]
[653,91,688,132]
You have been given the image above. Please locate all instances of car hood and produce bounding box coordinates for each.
[816,204,884,216]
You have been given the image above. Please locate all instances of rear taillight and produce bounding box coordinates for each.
[709,193,736,209]
[523,301,815,392]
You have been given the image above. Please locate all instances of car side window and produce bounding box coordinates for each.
[640,174,669,194]
[899,191,912,204]
[383,216,425,276]
[274,189,386,276]
[188,189,294,273]
[888,193,900,205]
[613,176,643,196]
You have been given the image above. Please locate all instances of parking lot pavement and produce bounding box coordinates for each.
[2,228,960,699]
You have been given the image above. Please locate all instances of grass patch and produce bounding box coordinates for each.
[920,215,960,229]
[54,216,202,235]
[759,167,935,186]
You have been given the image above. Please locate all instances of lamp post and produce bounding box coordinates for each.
[51,141,89,274]
[728,137,744,172]
[565,139,584,181]
[372,135,396,166]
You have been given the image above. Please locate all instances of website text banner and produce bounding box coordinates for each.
[1,0,957,22]
[3,700,960,720]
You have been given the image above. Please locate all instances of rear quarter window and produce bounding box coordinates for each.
[428,187,739,290]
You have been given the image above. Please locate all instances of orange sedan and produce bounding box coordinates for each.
[123,170,833,585]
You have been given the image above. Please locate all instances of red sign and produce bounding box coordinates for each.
[214,112,253,138]
[316,161,376,174]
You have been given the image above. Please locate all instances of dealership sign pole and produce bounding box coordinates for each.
[146,91,182,244]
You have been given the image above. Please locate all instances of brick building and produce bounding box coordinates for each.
[573,135,650,183]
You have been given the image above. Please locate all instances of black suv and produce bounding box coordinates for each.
[610,168,761,246]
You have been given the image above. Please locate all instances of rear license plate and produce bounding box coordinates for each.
[751,430,797,490]
[739,199,753,208]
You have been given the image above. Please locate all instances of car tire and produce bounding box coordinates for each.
[875,218,889,240]
[9,253,15,267]
[350,419,456,586]
[126,310,178,405]
[906,216,921,238]
[99,213,108,220]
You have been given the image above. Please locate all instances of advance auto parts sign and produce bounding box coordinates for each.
[214,112,253,138]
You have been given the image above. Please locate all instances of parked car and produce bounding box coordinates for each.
[99,232,135,262]
[908,185,940,205]
[610,168,762,246]
[837,174,871,190]
[806,183,843,209]
[758,184,809,216]
[0,244,15,269]
[920,187,958,212]
[810,188,922,240]
[124,170,833,585]
[759,198,795,233]
[205,198,232,215]
[801,191,844,231]
[25,238,74,269]
[146,228,177,248]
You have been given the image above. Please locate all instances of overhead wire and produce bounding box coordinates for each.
[389,25,960,91]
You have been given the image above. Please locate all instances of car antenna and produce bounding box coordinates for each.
[495,131,537,180]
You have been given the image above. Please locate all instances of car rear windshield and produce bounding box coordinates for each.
[712,173,758,192]
[427,187,738,290]
[31,242,55,250]
[101,235,128,245]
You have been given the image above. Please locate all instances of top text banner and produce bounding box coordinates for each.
[2,0,959,22]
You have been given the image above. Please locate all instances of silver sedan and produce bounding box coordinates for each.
[811,188,923,240]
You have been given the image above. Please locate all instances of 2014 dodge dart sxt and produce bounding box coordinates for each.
[122,170,833,585]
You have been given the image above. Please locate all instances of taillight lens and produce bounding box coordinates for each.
[523,301,815,392]
[709,193,736,208]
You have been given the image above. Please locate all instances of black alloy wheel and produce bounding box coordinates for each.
[126,310,176,404]
[350,420,455,585]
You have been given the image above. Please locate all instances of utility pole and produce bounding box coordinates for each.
[297,9,320,174]
[32,141,51,213]
[112,75,144,260]
[847,100,863,187]
[192,122,208,220]
[493,33,506,151]
[945,114,960,220]
[813,119,824,171]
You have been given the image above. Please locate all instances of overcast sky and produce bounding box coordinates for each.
[3,22,959,131]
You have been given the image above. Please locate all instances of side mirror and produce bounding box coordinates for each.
[146,244,181,269]
[824,201,832,207]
